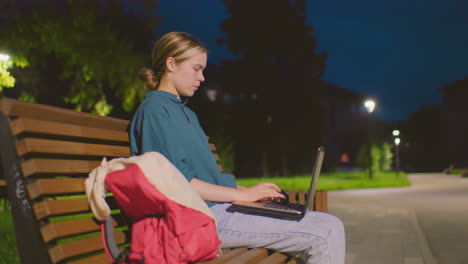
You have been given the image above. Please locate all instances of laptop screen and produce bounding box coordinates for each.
[304,147,325,210]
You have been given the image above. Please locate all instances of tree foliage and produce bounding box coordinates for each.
[218,0,327,176]
[0,0,158,116]
[357,143,394,174]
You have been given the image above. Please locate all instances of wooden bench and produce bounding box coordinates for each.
[0,97,327,264]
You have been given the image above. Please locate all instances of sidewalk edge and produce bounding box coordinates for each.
[409,209,438,264]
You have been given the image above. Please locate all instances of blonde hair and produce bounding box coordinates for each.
[139,32,207,90]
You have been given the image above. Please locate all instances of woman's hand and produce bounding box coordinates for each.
[190,178,284,203]
[236,182,285,202]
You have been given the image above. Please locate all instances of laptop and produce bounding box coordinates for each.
[226,146,325,221]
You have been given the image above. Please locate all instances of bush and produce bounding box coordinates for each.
[357,143,394,175]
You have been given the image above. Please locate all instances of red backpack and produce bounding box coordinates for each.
[101,163,221,264]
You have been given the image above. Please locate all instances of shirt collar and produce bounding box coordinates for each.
[146,90,183,104]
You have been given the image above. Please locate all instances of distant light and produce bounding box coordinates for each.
[364,99,376,113]
[392,130,400,136]
[394,137,401,145]
[207,89,217,102]
[0,54,10,61]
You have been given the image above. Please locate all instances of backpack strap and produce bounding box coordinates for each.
[100,216,125,263]
[100,215,146,264]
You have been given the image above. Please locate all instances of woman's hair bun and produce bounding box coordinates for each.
[139,68,158,90]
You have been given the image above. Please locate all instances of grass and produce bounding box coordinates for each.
[236,170,410,190]
[0,204,19,264]
[0,170,409,263]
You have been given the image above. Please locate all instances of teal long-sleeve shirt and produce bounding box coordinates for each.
[129,90,237,207]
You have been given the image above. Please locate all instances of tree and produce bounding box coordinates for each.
[0,0,159,116]
[219,0,327,177]
[405,106,447,172]
[357,143,393,175]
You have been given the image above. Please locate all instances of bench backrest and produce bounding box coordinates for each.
[0,97,133,264]
[0,97,230,264]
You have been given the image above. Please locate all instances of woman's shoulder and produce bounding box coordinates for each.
[136,96,170,118]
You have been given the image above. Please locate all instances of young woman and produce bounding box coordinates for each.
[129,32,345,264]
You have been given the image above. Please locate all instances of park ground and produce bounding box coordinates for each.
[329,173,468,264]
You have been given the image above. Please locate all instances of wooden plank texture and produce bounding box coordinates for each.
[40,216,121,243]
[0,97,129,131]
[257,252,289,264]
[198,248,248,264]
[16,138,130,157]
[21,159,101,177]
[33,198,90,220]
[314,190,328,212]
[224,248,268,264]
[287,191,297,203]
[11,117,129,142]
[297,190,305,205]
[27,178,86,199]
[67,253,110,264]
[48,231,125,263]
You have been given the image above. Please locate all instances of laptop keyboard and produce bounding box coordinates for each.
[264,201,304,212]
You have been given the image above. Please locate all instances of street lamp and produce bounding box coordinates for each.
[364,99,376,179]
[394,136,401,174]
[364,100,376,113]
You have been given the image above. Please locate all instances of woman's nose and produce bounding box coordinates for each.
[199,72,205,82]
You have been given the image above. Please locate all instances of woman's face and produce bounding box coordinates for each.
[170,52,207,97]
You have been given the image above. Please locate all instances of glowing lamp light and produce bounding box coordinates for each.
[0,54,10,61]
[394,137,401,146]
[364,100,376,113]
[392,130,400,136]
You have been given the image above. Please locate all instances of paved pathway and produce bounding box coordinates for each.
[328,173,468,264]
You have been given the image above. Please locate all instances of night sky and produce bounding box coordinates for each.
[155,0,468,120]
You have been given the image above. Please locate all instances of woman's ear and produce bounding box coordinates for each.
[166,57,176,72]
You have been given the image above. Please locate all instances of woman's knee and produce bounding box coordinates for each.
[304,212,345,238]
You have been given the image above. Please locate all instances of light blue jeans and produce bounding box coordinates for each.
[211,203,345,264]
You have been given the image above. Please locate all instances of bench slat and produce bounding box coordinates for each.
[0,97,129,131]
[198,248,248,264]
[314,190,328,212]
[257,252,288,264]
[22,159,101,177]
[33,197,120,220]
[297,190,305,205]
[48,231,126,263]
[225,248,268,264]
[41,216,123,243]
[17,138,130,157]
[0,179,5,187]
[11,117,129,143]
[28,179,86,199]
[287,191,297,203]
[210,143,216,151]
[33,198,90,220]
[67,253,110,264]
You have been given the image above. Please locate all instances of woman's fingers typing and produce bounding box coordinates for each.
[236,182,285,202]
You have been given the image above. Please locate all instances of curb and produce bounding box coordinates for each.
[408,209,438,264]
